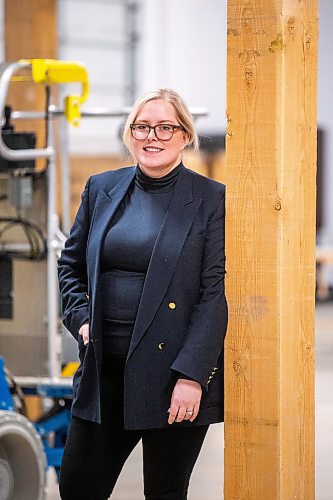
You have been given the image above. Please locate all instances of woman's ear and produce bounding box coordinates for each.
[182,132,191,150]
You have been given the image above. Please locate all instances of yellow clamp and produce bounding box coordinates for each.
[20,58,89,127]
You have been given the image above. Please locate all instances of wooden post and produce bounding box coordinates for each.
[224,1,317,498]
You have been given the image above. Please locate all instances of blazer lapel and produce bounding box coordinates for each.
[127,168,202,360]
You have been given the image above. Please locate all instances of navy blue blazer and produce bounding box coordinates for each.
[58,164,228,429]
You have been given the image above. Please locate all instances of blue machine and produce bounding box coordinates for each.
[0,355,72,472]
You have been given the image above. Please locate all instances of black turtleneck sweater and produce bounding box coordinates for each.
[100,162,183,356]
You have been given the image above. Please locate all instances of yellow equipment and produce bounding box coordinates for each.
[20,58,89,126]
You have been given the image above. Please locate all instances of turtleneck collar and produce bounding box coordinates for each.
[135,162,184,193]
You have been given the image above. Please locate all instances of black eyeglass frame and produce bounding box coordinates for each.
[130,123,185,141]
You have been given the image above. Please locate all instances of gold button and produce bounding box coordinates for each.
[207,379,211,384]
[168,302,176,309]
[208,375,213,380]
[158,342,165,350]
[213,367,218,371]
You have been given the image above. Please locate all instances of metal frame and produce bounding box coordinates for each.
[0,359,72,470]
[0,357,14,411]
[0,61,59,379]
[0,62,54,160]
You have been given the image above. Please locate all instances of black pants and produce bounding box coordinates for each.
[59,355,209,500]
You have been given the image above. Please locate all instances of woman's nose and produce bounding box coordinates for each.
[147,127,157,140]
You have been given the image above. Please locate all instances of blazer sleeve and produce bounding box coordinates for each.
[57,177,91,340]
[170,188,228,389]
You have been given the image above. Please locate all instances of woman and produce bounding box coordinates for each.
[58,88,228,500]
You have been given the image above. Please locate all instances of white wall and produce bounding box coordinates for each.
[58,0,131,155]
[137,0,227,135]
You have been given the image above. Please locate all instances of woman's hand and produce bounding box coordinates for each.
[168,379,202,424]
[79,322,89,345]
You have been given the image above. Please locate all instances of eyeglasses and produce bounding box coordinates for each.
[130,123,185,141]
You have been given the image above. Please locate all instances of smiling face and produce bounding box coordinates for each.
[131,99,189,178]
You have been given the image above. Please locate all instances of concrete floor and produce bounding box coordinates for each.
[46,302,333,500]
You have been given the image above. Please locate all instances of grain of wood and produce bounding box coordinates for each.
[224,0,317,498]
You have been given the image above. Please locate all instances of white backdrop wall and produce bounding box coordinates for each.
[58,0,132,155]
[137,0,227,135]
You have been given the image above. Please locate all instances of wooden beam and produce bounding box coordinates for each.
[224,1,317,498]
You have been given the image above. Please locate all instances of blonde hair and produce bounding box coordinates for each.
[122,88,199,159]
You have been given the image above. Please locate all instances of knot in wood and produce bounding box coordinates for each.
[233,360,242,373]
[245,66,252,81]
[241,7,254,28]
[274,202,281,211]
[305,343,312,354]
[305,35,311,49]
[269,33,284,53]
[287,17,295,35]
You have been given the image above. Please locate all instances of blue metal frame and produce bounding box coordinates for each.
[0,355,73,472]
[34,408,71,468]
[0,356,14,411]
[22,384,73,469]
